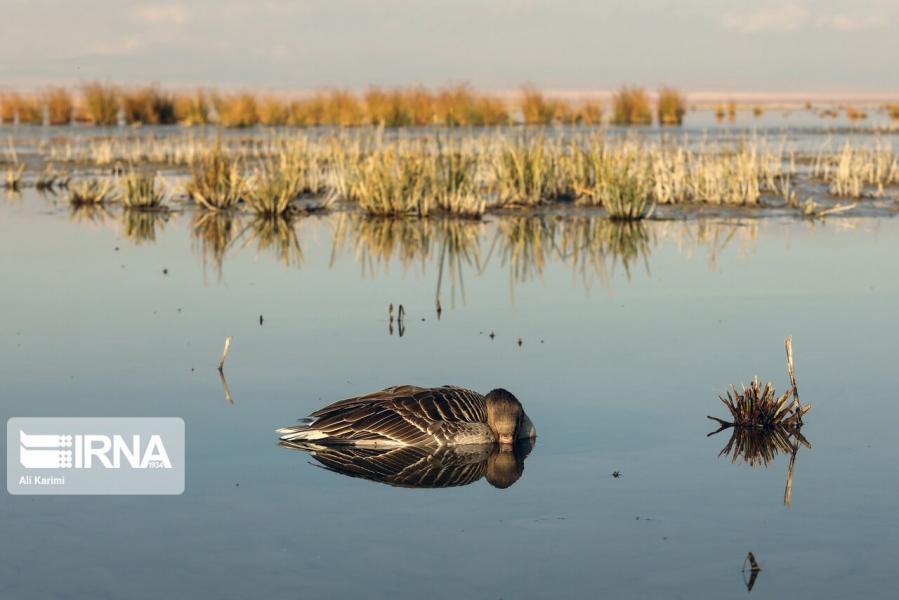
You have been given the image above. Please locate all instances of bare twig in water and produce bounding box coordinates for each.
[219,336,233,370]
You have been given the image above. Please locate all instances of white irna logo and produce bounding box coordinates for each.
[19,431,173,470]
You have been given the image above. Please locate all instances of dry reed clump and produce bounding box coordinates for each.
[258,96,290,126]
[430,137,484,217]
[845,106,867,121]
[491,136,555,206]
[334,137,485,218]
[753,105,764,117]
[434,84,508,126]
[174,91,211,126]
[120,170,167,209]
[657,87,686,126]
[727,100,737,121]
[555,101,603,125]
[80,83,119,126]
[185,144,247,210]
[887,104,899,121]
[121,86,176,125]
[41,87,74,125]
[345,148,431,216]
[596,158,654,220]
[1,93,42,124]
[68,179,118,205]
[364,87,418,127]
[215,93,259,128]
[243,159,303,216]
[811,141,898,198]
[708,337,812,432]
[611,86,652,125]
[520,86,559,125]
[567,142,654,218]
[4,163,26,190]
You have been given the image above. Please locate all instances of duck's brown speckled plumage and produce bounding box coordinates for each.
[277,385,535,447]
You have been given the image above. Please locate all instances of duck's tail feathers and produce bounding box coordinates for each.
[276,418,327,442]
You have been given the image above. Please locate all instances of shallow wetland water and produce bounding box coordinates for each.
[1,160,899,597]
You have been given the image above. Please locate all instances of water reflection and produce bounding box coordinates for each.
[122,209,169,244]
[191,211,242,279]
[709,425,811,507]
[55,199,848,305]
[69,203,113,226]
[242,215,303,267]
[281,438,536,489]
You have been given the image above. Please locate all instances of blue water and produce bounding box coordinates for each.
[1,193,898,598]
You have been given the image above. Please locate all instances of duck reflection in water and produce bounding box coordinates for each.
[281,438,536,489]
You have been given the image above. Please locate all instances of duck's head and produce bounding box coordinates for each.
[485,388,537,445]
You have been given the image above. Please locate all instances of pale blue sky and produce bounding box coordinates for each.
[2,0,897,93]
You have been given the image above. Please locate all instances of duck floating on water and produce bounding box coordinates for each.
[277,385,536,447]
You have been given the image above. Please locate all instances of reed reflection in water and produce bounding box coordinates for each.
[122,208,170,245]
[103,204,785,304]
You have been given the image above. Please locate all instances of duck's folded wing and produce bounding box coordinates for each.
[303,386,487,445]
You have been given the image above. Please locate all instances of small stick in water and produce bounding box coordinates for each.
[785,336,801,422]
[219,336,233,371]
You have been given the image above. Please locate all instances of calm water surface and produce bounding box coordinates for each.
[1,192,897,598]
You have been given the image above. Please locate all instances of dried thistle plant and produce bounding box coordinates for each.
[708,337,812,431]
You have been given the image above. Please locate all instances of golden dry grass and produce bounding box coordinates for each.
[611,86,652,125]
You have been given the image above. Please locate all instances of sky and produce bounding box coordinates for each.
[1,0,897,95]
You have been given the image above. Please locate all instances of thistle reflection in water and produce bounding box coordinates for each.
[710,424,811,507]
[281,438,535,489]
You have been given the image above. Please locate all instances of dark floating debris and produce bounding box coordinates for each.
[612,471,621,478]
[742,552,762,592]
[163,268,168,275]
[517,338,523,347]
[436,298,442,320]
[259,314,264,326]
[489,331,495,340]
